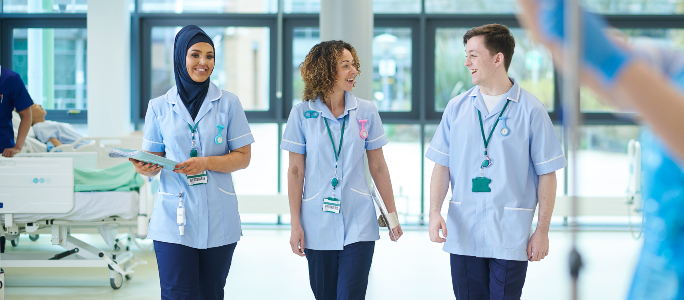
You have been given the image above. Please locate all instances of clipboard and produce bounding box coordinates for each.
[106,146,185,170]
[370,182,397,242]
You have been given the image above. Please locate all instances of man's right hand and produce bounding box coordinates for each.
[429,213,447,243]
[290,224,306,257]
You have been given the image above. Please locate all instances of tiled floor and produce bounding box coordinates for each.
[2,228,642,299]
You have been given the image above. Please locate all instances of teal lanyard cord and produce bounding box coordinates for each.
[187,122,200,157]
[477,100,511,155]
[324,116,346,162]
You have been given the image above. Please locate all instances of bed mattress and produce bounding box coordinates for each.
[7,191,139,222]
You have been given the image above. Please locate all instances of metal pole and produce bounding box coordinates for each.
[563,0,583,299]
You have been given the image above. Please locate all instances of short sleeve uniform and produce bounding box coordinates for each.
[280,91,388,250]
[142,82,255,249]
[426,78,566,261]
[0,66,34,151]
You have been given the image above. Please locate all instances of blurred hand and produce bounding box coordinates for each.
[174,157,208,175]
[390,224,403,242]
[429,213,447,243]
[2,147,21,157]
[290,224,306,257]
[527,230,550,262]
[130,158,162,176]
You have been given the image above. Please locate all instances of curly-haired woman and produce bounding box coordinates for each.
[280,40,403,299]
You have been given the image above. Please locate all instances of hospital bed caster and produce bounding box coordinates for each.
[29,234,39,241]
[0,236,5,253]
[10,235,18,247]
[125,273,133,280]
[109,270,123,290]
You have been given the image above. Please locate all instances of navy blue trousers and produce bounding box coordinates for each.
[305,241,375,300]
[154,241,237,300]
[450,254,528,300]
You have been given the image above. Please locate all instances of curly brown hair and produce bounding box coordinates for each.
[300,40,361,103]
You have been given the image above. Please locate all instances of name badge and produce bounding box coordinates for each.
[188,171,208,186]
[323,197,341,213]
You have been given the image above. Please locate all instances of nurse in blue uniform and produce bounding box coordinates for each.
[132,25,254,300]
[0,66,33,157]
[281,40,403,300]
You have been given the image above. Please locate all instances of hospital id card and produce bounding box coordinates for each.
[323,197,341,213]
[472,177,491,192]
[188,171,208,186]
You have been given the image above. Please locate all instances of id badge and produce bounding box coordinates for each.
[188,171,208,186]
[472,177,491,193]
[323,197,341,213]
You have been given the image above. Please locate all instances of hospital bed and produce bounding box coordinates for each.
[0,136,153,290]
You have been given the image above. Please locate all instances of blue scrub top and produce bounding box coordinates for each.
[142,83,255,249]
[426,78,566,261]
[0,66,34,151]
[281,91,388,250]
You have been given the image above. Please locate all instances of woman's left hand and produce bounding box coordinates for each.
[174,157,209,175]
[390,224,403,242]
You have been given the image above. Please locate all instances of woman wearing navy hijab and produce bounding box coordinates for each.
[131,25,255,299]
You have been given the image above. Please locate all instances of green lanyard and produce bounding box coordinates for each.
[477,100,511,168]
[187,122,199,157]
[324,115,346,189]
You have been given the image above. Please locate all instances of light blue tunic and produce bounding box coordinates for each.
[142,83,255,249]
[426,78,566,261]
[280,91,388,250]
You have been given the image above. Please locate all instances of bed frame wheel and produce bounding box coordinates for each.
[125,274,133,280]
[10,236,19,247]
[29,234,39,242]
[110,270,123,290]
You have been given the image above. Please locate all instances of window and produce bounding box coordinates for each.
[12,28,88,110]
[3,0,87,13]
[291,27,320,105]
[373,28,412,112]
[150,26,270,111]
[140,0,276,14]
[434,28,554,112]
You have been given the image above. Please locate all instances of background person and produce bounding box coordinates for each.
[0,66,33,157]
[281,40,403,300]
[133,25,254,300]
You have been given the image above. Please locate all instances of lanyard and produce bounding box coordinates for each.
[477,99,511,167]
[324,116,346,162]
[324,115,346,193]
[187,122,199,157]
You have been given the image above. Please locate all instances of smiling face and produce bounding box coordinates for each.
[464,35,502,87]
[333,49,358,94]
[185,42,215,83]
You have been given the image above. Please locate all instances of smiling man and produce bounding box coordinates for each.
[426,24,566,299]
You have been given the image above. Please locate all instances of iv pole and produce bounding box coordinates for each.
[563,0,583,299]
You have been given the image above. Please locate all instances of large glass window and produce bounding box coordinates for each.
[581,29,684,112]
[426,0,684,14]
[3,0,87,13]
[426,0,516,14]
[373,28,412,112]
[434,28,554,112]
[291,27,320,105]
[12,28,88,109]
[383,124,421,224]
[150,26,270,111]
[374,0,421,13]
[232,123,279,195]
[569,126,640,196]
[140,0,276,13]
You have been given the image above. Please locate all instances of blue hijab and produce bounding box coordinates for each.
[174,25,215,121]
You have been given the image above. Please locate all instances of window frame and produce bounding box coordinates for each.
[0,13,88,123]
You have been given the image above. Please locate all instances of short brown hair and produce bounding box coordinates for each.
[300,40,361,103]
[463,24,515,71]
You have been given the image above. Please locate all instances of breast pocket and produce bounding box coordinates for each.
[501,207,535,250]
[204,112,229,157]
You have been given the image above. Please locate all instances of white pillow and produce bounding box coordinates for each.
[11,110,36,138]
